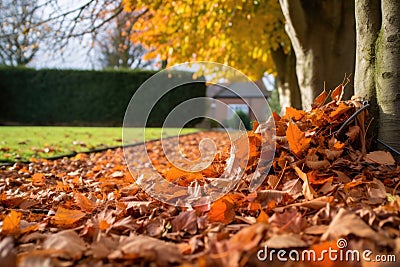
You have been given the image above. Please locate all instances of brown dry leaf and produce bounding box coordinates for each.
[282,178,303,199]
[0,237,16,267]
[366,179,387,204]
[324,149,343,160]
[294,167,316,200]
[265,233,308,248]
[331,84,343,102]
[346,125,361,142]
[229,222,267,251]
[208,196,235,224]
[257,190,289,208]
[74,192,95,212]
[312,89,328,108]
[53,207,86,227]
[283,196,334,210]
[321,208,393,246]
[90,234,118,259]
[286,122,311,156]
[269,208,307,233]
[146,217,165,237]
[171,210,197,235]
[113,235,182,266]
[1,210,21,235]
[306,159,330,169]
[43,230,86,260]
[365,151,396,165]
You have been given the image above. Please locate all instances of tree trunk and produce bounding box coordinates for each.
[279,0,356,110]
[355,0,400,151]
[271,45,302,112]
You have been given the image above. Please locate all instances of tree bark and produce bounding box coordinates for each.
[355,0,400,151]
[279,0,356,110]
[377,0,400,151]
[354,0,381,142]
[271,45,302,112]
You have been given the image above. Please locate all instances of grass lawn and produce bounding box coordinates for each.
[0,127,198,162]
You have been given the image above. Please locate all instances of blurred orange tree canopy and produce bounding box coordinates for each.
[123,0,289,80]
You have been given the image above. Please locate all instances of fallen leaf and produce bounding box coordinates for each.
[74,193,95,212]
[330,102,350,118]
[1,210,21,235]
[256,210,269,223]
[229,222,267,251]
[269,208,307,233]
[346,125,361,142]
[283,196,334,210]
[257,190,289,208]
[331,84,343,102]
[171,210,197,235]
[306,159,330,169]
[265,233,308,248]
[312,89,328,108]
[282,178,303,199]
[284,107,306,121]
[321,208,393,246]
[365,151,396,165]
[43,230,86,260]
[53,207,86,227]
[112,235,182,266]
[366,179,387,204]
[146,217,165,237]
[0,237,16,267]
[31,173,45,187]
[294,167,316,200]
[286,122,311,156]
[303,225,329,235]
[208,196,235,224]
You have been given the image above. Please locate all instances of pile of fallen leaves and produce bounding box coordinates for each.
[1,85,399,267]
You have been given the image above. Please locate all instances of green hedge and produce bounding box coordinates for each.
[0,67,206,126]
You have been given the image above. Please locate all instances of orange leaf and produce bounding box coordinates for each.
[331,84,343,102]
[284,107,306,121]
[252,121,259,131]
[31,173,45,186]
[312,89,327,108]
[272,111,281,122]
[74,193,95,212]
[53,207,86,227]
[208,196,235,224]
[1,210,22,235]
[256,209,269,223]
[99,220,111,231]
[344,181,364,191]
[286,122,311,156]
[164,166,203,186]
[330,102,350,118]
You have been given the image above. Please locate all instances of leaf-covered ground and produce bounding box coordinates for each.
[1,89,399,266]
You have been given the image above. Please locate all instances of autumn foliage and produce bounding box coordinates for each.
[123,0,288,80]
[1,86,399,266]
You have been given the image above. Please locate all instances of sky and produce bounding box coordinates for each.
[25,0,275,91]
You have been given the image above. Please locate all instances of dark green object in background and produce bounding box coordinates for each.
[0,67,206,126]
